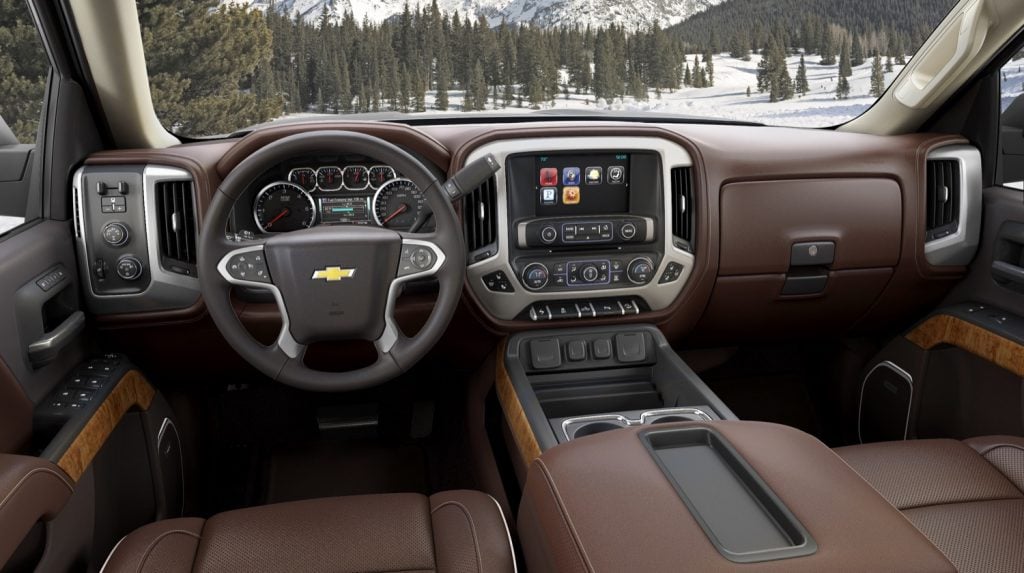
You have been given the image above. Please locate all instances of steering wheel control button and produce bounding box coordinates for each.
[101,222,130,247]
[522,263,549,290]
[540,226,558,244]
[115,256,144,281]
[658,262,685,284]
[530,338,562,370]
[483,270,514,293]
[410,247,434,270]
[627,257,655,285]
[615,333,647,363]
[620,223,638,240]
[226,251,271,283]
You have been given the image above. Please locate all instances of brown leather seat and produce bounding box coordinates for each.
[100,490,516,573]
[836,436,1024,573]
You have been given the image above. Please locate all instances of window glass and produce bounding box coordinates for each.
[0,0,48,235]
[137,0,958,136]
[1001,49,1024,190]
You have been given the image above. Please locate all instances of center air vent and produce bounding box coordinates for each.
[155,180,197,276]
[463,176,497,262]
[925,159,960,242]
[670,166,695,251]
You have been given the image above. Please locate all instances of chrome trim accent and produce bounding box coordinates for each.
[368,165,396,189]
[314,165,344,192]
[155,417,186,516]
[252,181,317,234]
[216,244,304,359]
[375,238,446,354]
[857,360,914,444]
[342,165,369,191]
[464,137,696,320]
[486,495,519,573]
[924,145,982,266]
[287,167,318,191]
[370,178,421,228]
[639,407,714,424]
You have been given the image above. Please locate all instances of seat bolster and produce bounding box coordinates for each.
[964,435,1024,492]
[430,490,516,573]
[100,517,204,573]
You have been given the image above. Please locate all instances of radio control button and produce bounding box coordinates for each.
[522,263,549,290]
[627,257,655,285]
[620,223,638,240]
[540,226,558,244]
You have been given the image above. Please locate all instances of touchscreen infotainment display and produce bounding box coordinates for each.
[534,153,630,216]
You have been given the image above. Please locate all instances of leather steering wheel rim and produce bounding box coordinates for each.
[197,131,466,392]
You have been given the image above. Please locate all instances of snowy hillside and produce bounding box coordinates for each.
[226,0,724,29]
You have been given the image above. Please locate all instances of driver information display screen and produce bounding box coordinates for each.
[534,153,630,216]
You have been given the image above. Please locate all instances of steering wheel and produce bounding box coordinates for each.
[197,131,466,392]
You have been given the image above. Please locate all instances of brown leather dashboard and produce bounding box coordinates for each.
[84,121,968,343]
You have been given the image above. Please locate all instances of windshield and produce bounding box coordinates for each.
[137,0,958,137]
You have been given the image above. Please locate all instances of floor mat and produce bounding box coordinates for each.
[265,440,428,504]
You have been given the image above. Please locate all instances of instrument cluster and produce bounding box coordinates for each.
[248,159,431,233]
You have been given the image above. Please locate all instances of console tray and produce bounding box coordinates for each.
[642,427,817,563]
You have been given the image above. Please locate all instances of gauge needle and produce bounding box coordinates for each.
[382,203,409,225]
[266,208,290,228]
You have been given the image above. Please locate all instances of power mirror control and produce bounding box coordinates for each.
[101,222,130,247]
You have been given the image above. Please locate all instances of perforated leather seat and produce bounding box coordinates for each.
[836,436,1024,573]
[100,490,516,573]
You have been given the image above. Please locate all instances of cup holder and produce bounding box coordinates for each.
[561,408,715,441]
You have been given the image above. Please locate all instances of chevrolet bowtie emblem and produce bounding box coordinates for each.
[311,267,356,281]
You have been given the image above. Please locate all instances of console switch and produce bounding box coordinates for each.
[482,270,514,293]
[566,340,587,362]
[615,333,647,363]
[530,338,562,369]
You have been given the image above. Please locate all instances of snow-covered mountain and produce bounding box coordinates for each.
[230,0,725,29]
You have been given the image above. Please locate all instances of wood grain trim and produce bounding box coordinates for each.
[906,314,1024,377]
[56,371,155,482]
[495,341,542,468]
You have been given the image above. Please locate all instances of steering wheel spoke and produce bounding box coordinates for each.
[377,236,447,355]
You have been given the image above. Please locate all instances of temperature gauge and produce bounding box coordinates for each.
[369,165,396,188]
[288,167,317,191]
[343,165,369,191]
[316,166,343,192]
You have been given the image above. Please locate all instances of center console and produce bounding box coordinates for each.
[465,137,696,322]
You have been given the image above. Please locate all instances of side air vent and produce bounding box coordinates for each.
[925,159,961,242]
[463,176,498,262]
[670,166,695,251]
[155,180,198,276]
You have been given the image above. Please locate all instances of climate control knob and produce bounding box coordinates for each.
[580,264,600,283]
[101,222,130,247]
[521,263,549,291]
[115,255,144,281]
[627,257,655,285]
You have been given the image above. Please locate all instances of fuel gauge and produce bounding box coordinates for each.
[343,165,369,191]
[316,166,344,192]
[288,167,317,191]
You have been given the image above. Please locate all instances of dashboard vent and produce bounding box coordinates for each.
[463,176,498,261]
[926,159,960,241]
[155,180,197,276]
[670,167,695,250]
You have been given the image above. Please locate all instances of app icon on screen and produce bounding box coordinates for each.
[585,167,602,184]
[563,167,580,185]
[562,186,581,205]
[541,187,557,205]
[608,166,625,184]
[539,168,558,187]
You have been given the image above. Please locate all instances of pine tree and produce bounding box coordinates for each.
[851,36,865,67]
[835,75,851,99]
[869,52,885,97]
[468,59,488,111]
[839,36,852,77]
[704,49,714,87]
[885,55,894,73]
[795,54,809,94]
[819,28,836,66]
[746,86,751,97]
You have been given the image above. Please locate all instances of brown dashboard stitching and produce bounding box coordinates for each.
[56,370,156,482]
[906,314,1024,377]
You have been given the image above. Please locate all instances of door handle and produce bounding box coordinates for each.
[28,311,84,368]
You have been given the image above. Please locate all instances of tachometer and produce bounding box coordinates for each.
[372,178,425,230]
[368,165,396,188]
[316,166,343,192]
[343,165,369,190]
[253,182,316,233]
[288,167,317,191]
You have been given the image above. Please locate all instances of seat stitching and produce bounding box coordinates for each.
[974,444,1024,496]
[901,495,1024,512]
[535,459,595,573]
[0,467,74,512]
[431,500,483,573]
[136,529,201,573]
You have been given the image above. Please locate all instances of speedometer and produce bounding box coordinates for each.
[253,182,316,233]
[372,179,425,230]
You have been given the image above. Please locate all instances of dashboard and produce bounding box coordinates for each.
[230,154,433,235]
